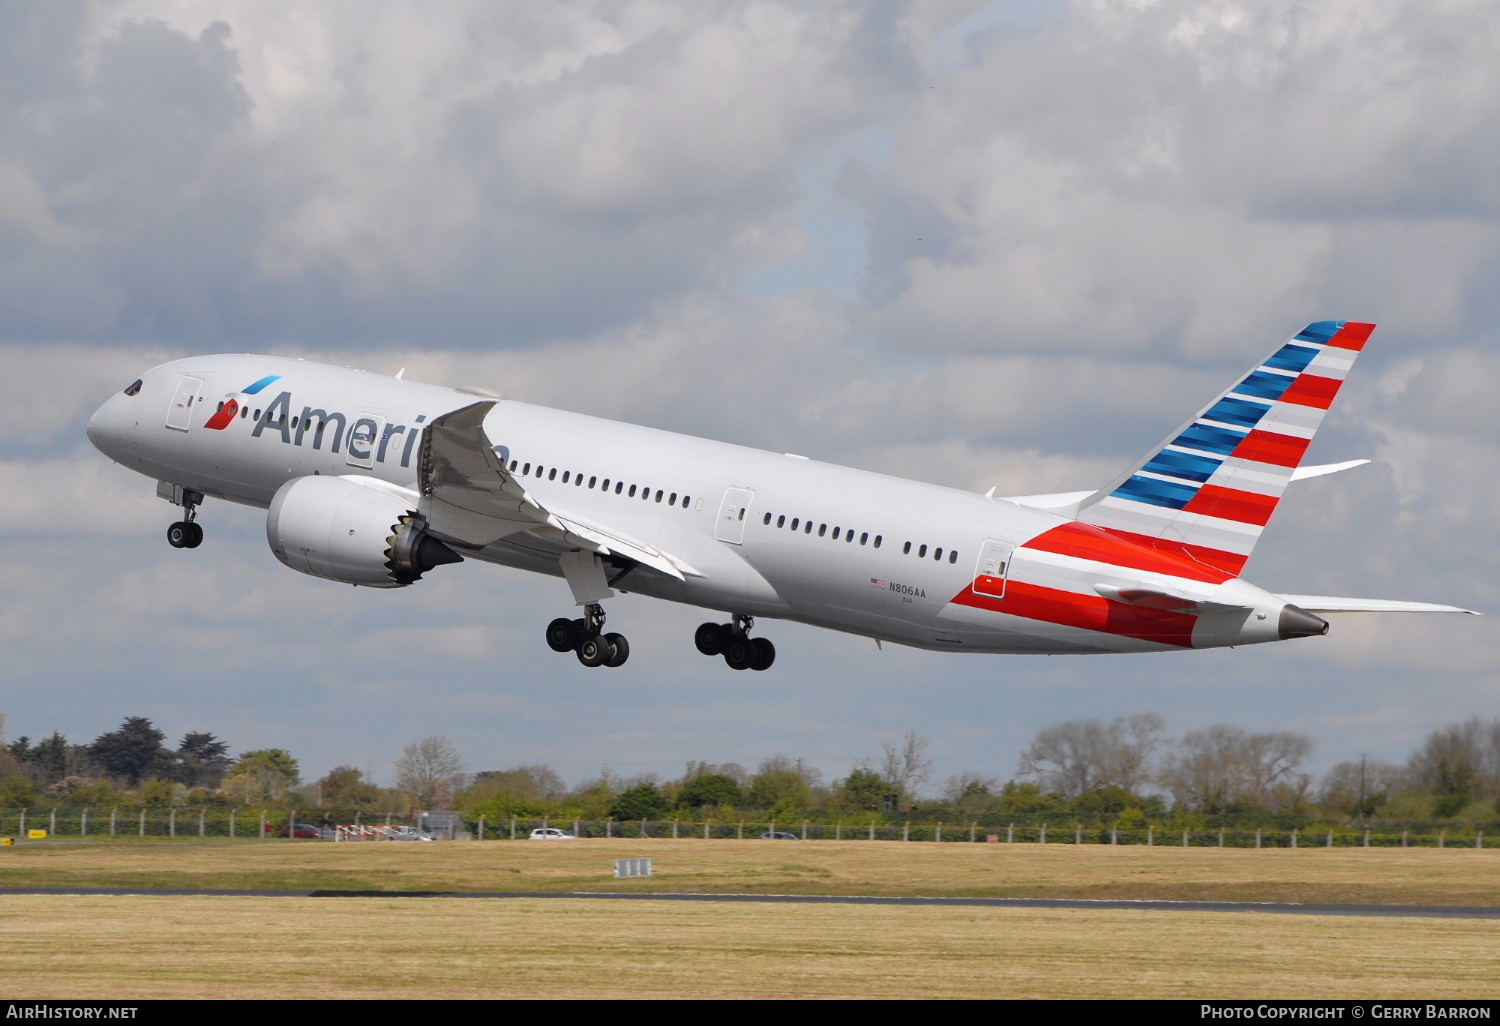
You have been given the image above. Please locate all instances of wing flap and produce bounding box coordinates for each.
[418,401,693,579]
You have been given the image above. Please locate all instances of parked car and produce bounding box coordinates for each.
[276,823,324,839]
[529,828,576,840]
[760,831,800,840]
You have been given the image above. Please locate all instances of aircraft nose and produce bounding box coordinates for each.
[87,392,133,459]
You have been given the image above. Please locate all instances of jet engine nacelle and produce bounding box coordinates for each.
[266,475,461,588]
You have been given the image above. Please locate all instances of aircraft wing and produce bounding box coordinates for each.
[417,401,697,579]
[1275,594,1479,614]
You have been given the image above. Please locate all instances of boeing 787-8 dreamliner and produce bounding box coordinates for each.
[87,321,1474,670]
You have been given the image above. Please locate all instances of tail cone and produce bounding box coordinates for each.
[1279,604,1330,639]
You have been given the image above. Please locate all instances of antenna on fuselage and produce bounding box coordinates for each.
[395,368,406,380]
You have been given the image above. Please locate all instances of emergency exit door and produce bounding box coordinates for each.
[972,540,1014,599]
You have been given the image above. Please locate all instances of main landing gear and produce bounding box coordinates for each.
[166,490,204,549]
[695,615,775,671]
[546,603,630,669]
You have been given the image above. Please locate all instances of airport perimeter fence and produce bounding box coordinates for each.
[476,817,1492,849]
[1,808,1493,849]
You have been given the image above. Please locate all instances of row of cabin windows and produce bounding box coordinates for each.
[762,512,881,549]
[507,459,691,510]
[903,540,960,564]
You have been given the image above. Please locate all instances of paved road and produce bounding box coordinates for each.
[4,888,1498,919]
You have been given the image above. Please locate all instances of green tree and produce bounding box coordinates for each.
[835,768,891,811]
[176,732,233,788]
[0,775,40,807]
[995,780,1068,816]
[314,766,385,808]
[222,749,300,803]
[747,755,817,811]
[608,783,671,821]
[678,773,743,809]
[91,718,170,786]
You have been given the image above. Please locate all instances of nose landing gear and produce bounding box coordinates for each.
[165,487,204,549]
[694,615,775,671]
[547,604,630,668]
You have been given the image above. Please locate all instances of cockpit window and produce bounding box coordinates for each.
[123,379,143,397]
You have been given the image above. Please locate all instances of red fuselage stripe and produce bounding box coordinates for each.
[950,579,1198,648]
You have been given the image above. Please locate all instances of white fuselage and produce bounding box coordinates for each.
[88,355,1300,656]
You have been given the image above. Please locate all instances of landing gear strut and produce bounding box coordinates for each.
[166,489,204,549]
[546,603,629,669]
[694,615,775,671]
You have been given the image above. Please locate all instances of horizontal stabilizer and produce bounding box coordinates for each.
[1000,460,1368,512]
[1276,594,1480,615]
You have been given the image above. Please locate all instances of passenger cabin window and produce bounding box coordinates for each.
[903,542,911,554]
[628,485,636,497]
[791,518,799,530]
[818,524,826,537]
[860,532,868,545]
[548,468,557,481]
[510,460,518,472]
[874,536,882,548]
[523,463,531,475]
[919,545,927,557]
[562,471,570,483]
[763,513,772,525]
[777,515,786,528]
[934,547,942,560]
[949,550,958,563]
[589,476,597,488]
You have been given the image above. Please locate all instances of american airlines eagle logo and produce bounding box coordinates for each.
[204,375,281,430]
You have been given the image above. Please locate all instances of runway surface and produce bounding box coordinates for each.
[4,888,1498,919]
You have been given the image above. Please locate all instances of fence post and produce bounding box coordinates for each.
[169,808,176,838]
[1077,824,1083,845]
[1146,825,1152,847]
[81,808,88,837]
[936,822,942,843]
[1218,827,1224,848]
[1291,828,1297,848]
[607,819,613,839]
[738,820,744,840]
[1327,831,1333,848]
[1364,830,1370,848]
[769,820,776,839]
[477,815,485,841]
[50,808,56,836]
[574,820,581,838]
[836,821,841,841]
[229,809,236,839]
[1439,830,1445,849]
[672,820,679,840]
[1040,823,1047,844]
[110,807,117,837]
[1478,832,1483,849]
[258,810,265,839]
[1007,823,1013,844]
[199,809,206,838]
[18,809,25,836]
[802,821,809,840]
[971,822,977,843]
[1111,827,1118,845]
[903,822,909,842]
[1402,830,1409,848]
[1182,829,1188,847]
[1255,829,1261,849]
[703,818,710,840]
[510,817,516,841]
[140,808,146,837]
[868,821,873,841]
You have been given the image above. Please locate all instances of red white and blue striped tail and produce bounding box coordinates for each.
[1074,321,1375,578]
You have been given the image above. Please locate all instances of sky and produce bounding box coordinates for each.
[0,0,1495,792]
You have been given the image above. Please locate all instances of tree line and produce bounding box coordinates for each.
[3,711,1498,829]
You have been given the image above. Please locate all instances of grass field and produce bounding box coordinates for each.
[3,837,1500,905]
[5,841,1499,999]
[1,894,1497,999]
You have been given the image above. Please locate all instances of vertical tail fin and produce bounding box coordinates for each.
[1074,321,1375,577]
